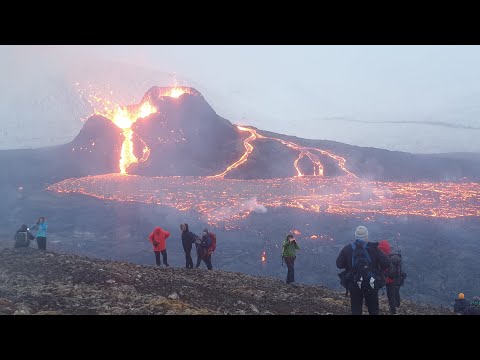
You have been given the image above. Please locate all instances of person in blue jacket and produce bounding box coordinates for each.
[31,217,48,250]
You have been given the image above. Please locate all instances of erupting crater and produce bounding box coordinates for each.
[46,85,480,226]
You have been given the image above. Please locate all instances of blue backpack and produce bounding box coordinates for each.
[351,241,383,293]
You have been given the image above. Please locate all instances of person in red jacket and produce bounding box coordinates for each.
[378,239,401,314]
[149,226,171,267]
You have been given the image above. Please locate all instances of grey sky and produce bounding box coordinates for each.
[1,45,479,153]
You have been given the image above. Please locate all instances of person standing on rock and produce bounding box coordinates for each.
[336,225,390,315]
[180,223,196,269]
[282,234,299,284]
[196,228,213,270]
[149,226,171,267]
[453,293,469,314]
[378,239,406,314]
[30,217,48,250]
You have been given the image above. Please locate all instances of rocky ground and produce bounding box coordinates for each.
[0,248,451,315]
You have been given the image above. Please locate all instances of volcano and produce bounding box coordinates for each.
[51,86,480,181]
[1,85,480,189]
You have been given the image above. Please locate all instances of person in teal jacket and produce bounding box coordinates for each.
[282,234,300,284]
[31,217,48,250]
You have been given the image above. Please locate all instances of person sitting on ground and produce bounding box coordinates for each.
[453,293,469,314]
[463,296,480,315]
[13,224,35,248]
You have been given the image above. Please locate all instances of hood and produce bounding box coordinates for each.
[378,240,391,254]
[154,227,163,235]
[18,224,28,232]
[353,239,368,247]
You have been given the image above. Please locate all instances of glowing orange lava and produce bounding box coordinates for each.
[211,126,257,178]
[159,87,190,98]
[212,126,353,178]
[47,175,480,225]
[103,102,157,174]
[79,84,196,175]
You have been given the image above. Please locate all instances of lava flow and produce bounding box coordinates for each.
[48,175,480,225]
[79,83,191,174]
[60,85,479,228]
[212,126,352,178]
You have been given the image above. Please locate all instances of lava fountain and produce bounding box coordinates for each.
[82,85,191,174]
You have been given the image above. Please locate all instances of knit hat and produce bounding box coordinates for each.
[355,226,368,241]
[458,293,465,300]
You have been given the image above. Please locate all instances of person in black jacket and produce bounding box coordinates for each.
[336,225,391,315]
[14,224,35,248]
[180,223,196,269]
[453,293,469,314]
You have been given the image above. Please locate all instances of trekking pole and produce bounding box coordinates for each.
[393,233,401,254]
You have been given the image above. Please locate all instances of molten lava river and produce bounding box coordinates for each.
[51,85,480,227]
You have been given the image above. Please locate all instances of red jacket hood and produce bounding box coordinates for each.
[378,240,391,255]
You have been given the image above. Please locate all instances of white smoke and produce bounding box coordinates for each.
[244,198,268,213]
[208,197,267,222]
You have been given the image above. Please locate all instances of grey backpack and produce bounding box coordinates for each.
[14,231,30,247]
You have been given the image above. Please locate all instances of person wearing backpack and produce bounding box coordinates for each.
[453,293,469,314]
[336,226,390,315]
[149,226,171,267]
[196,228,214,270]
[282,234,300,284]
[13,224,35,248]
[378,239,406,314]
[180,223,197,269]
[30,217,48,250]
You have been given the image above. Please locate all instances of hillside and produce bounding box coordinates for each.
[0,248,450,315]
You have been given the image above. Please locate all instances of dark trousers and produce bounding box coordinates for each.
[386,284,401,314]
[36,237,47,250]
[349,286,379,315]
[196,251,212,270]
[183,244,193,268]
[154,250,168,266]
[284,256,295,283]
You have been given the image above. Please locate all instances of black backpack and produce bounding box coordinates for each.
[351,241,383,294]
[388,253,406,286]
[14,231,30,248]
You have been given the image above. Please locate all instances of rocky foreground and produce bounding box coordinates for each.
[0,248,451,315]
